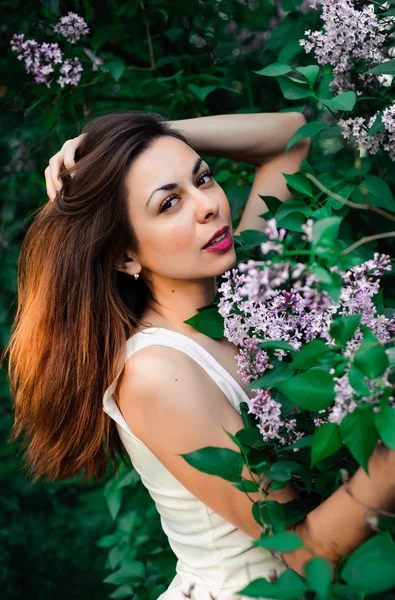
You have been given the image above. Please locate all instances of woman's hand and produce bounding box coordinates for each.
[44,134,85,202]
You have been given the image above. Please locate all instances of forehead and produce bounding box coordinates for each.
[125,135,199,197]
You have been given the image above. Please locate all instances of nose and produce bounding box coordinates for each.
[192,187,219,223]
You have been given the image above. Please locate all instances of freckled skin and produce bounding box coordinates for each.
[120,136,236,283]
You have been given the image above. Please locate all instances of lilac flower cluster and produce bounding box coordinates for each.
[57,57,83,88]
[339,104,395,161]
[10,13,88,88]
[300,0,393,94]
[11,34,63,86]
[53,12,89,44]
[218,219,395,445]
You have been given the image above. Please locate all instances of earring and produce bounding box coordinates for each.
[134,271,140,280]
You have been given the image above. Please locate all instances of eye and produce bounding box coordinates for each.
[159,193,179,213]
[197,169,214,186]
[159,169,214,213]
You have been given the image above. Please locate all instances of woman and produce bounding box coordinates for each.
[5,110,395,600]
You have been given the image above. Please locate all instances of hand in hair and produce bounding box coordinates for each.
[44,133,86,202]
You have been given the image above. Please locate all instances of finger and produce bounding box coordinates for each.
[45,165,58,202]
[63,138,78,174]
[49,152,64,195]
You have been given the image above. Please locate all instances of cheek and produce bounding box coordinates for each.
[168,223,194,252]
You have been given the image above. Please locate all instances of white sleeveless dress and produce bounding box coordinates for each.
[103,326,286,600]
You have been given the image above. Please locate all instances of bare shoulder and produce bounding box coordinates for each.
[116,342,296,540]
[117,344,217,438]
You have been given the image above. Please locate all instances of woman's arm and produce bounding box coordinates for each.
[120,345,395,579]
[169,112,307,166]
[170,112,311,234]
[281,441,395,575]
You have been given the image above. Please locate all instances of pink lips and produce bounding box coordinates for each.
[203,226,233,252]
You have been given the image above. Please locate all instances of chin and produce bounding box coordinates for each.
[213,249,237,276]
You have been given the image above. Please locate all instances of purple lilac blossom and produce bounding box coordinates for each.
[53,12,89,44]
[11,33,63,87]
[218,235,395,445]
[57,57,83,87]
[299,0,392,94]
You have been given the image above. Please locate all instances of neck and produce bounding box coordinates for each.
[144,275,218,335]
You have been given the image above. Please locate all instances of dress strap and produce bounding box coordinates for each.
[103,327,248,437]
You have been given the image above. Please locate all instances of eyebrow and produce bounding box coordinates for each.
[146,157,207,208]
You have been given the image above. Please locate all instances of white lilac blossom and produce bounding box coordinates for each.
[218,241,395,445]
[300,0,393,94]
[11,33,63,86]
[53,12,89,44]
[338,113,389,159]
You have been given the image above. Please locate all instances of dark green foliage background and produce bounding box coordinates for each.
[2,0,395,598]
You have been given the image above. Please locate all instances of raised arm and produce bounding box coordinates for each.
[118,346,395,578]
[169,112,311,234]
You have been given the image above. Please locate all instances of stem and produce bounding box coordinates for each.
[305,173,395,224]
[341,232,395,255]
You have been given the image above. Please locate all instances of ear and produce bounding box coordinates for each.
[115,251,142,277]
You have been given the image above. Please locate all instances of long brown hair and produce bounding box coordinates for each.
[2,111,188,484]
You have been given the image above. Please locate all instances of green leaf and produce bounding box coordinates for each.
[258,340,295,353]
[106,60,126,82]
[259,195,282,216]
[277,368,336,411]
[246,361,293,390]
[311,422,342,467]
[367,58,395,75]
[109,586,134,599]
[353,328,389,379]
[180,447,244,482]
[312,216,343,247]
[305,557,333,600]
[292,339,334,370]
[187,84,217,101]
[321,91,356,112]
[348,363,370,396]
[374,401,395,450]
[254,531,304,552]
[283,173,313,196]
[184,307,224,339]
[295,65,320,88]
[254,63,293,77]
[238,569,308,599]
[276,211,308,232]
[330,314,361,346]
[340,408,379,471]
[104,478,123,520]
[232,480,259,492]
[312,266,343,302]
[236,427,262,447]
[278,75,316,100]
[103,562,146,585]
[237,229,267,250]
[342,532,395,593]
[359,176,395,212]
[286,120,328,152]
[275,198,311,219]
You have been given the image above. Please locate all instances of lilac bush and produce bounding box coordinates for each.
[218,218,395,446]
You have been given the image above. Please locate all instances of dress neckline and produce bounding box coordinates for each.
[131,326,250,405]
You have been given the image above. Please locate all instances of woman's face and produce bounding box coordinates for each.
[123,135,236,281]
